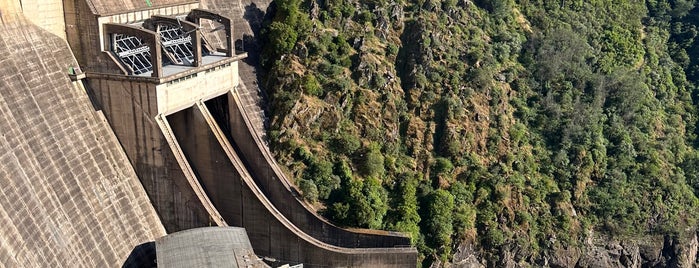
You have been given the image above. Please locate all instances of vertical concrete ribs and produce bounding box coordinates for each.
[0,7,166,267]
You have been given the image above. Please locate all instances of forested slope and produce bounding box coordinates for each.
[257,0,699,266]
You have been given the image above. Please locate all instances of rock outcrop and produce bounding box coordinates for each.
[448,232,699,268]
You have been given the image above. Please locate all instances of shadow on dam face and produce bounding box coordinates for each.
[204,95,233,143]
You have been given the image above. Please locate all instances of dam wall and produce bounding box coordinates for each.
[0,8,165,267]
[85,52,244,231]
[58,0,418,265]
[18,0,67,39]
[166,102,417,267]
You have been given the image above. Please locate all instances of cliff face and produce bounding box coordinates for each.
[449,231,699,267]
[257,0,699,266]
[0,6,165,267]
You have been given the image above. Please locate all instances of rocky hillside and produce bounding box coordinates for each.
[257,0,699,266]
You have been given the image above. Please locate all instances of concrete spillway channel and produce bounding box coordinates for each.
[164,91,417,267]
[155,114,227,227]
[214,90,414,248]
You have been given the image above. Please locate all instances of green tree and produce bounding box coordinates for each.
[330,131,361,155]
[360,176,388,229]
[266,22,298,55]
[299,179,319,202]
[302,156,339,200]
[423,189,454,258]
[392,174,421,244]
[359,143,385,177]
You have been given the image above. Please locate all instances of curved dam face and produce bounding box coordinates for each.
[166,97,417,267]
[0,8,165,267]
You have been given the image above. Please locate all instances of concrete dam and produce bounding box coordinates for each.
[0,0,418,266]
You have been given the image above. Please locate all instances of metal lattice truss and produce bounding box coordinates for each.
[158,24,195,65]
[109,13,230,76]
[113,34,153,75]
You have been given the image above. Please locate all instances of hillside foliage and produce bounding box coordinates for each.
[259,0,699,265]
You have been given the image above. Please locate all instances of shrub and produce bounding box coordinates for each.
[386,43,399,57]
[330,132,361,155]
[360,144,385,177]
[433,157,454,175]
[328,202,350,224]
[270,22,298,54]
[302,74,323,96]
[359,176,388,229]
[299,179,319,202]
[423,189,454,258]
[303,157,338,200]
[356,10,374,24]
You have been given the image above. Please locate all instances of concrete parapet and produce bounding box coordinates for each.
[85,0,198,16]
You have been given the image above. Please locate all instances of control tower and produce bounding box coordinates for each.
[63,0,243,230]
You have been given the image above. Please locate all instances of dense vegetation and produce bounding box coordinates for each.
[258,0,699,265]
